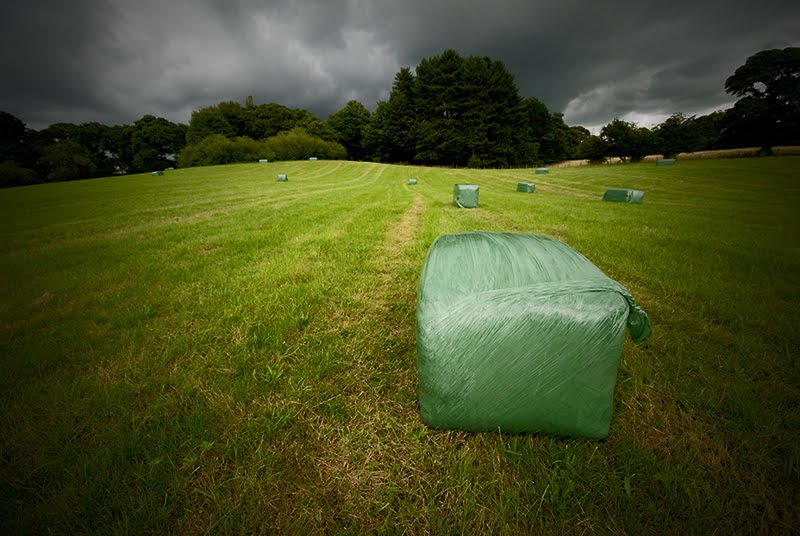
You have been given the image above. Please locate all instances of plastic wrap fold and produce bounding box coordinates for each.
[416,232,651,438]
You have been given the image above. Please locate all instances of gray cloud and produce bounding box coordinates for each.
[1,0,798,130]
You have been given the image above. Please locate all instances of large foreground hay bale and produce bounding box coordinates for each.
[602,188,644,203]
[416,232,651,438]
[517,182,536,193]
[453,184,479,208]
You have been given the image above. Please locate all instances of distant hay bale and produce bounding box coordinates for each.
[151,171,164,176]
[309,157,318,161]
[602,188,644,203]
[165,167,175,170]
[259,159,269,163]
[409,178,418,185]
[277,174,288,182]
[535,168,549,174]
[453,184,479,208]
[517,182,536,193]
[656,158,676,166]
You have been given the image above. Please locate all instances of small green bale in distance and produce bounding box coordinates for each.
[657,158,676,166]
[309,157,318,161]
[453,184,479,208]
[277,174,288,182]
[602,188,644,203]
[165,167,175,171]
[416,232,651,438]
[535,168,549,174]
[151,170,164,176]
[259,159,269,163]
[517,182,536,193]
[409,178,418,185]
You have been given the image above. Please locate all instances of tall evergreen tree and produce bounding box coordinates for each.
[365,68,417,162]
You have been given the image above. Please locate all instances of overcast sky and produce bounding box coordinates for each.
[1,0,798,132]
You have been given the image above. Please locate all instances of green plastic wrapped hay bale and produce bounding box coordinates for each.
[535,168,549,174]
[259,159,269,163]
[309,157,318,161]
[602,188,644,203]
[409,178,418,185]
[453,184,479,208]
[416,232,651,438]
[277,174,288,182]
[656,158,676,166]
[517,182,536,193]
[151,171,164,176]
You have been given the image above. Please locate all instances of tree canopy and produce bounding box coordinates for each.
[361,50,583,167]
[327,100,371,161]
[723,47,800,152]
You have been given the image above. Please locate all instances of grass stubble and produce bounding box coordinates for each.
[1,157,798,534]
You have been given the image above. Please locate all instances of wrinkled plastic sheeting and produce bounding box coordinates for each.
[453,184,479,208]
[603,188,643,203]
[416,232,651,438]
[517,182,536,193]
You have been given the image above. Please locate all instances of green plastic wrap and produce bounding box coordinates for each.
[656,158,676,166]
[602,188,643,203]
[535,168,549,174]
[416,232,651,438]
[453,184,479,208]
[409,178,418,185]
[517,182,536,193]
[277,174,288,182]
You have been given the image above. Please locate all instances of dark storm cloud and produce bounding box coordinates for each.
[1,0,798,130]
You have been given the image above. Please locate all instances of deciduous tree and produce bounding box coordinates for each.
[724,47,800,152]
[328,100,371,160]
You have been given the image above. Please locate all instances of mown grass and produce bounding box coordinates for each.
[1,157,798,534]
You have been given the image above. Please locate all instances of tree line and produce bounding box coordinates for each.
[1,47,797,187]
[0,102,348,188]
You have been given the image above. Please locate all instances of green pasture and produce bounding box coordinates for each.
[1,157,798,533]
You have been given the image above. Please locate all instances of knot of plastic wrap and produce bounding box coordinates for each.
[616,289,652,343]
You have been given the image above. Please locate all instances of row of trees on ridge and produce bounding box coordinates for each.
[1,47,797,187]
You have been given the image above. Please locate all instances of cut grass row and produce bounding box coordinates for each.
[1,157,798,533]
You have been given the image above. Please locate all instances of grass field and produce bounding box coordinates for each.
[1,157,799,534]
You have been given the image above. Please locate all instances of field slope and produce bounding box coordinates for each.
[1,158,799,533]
